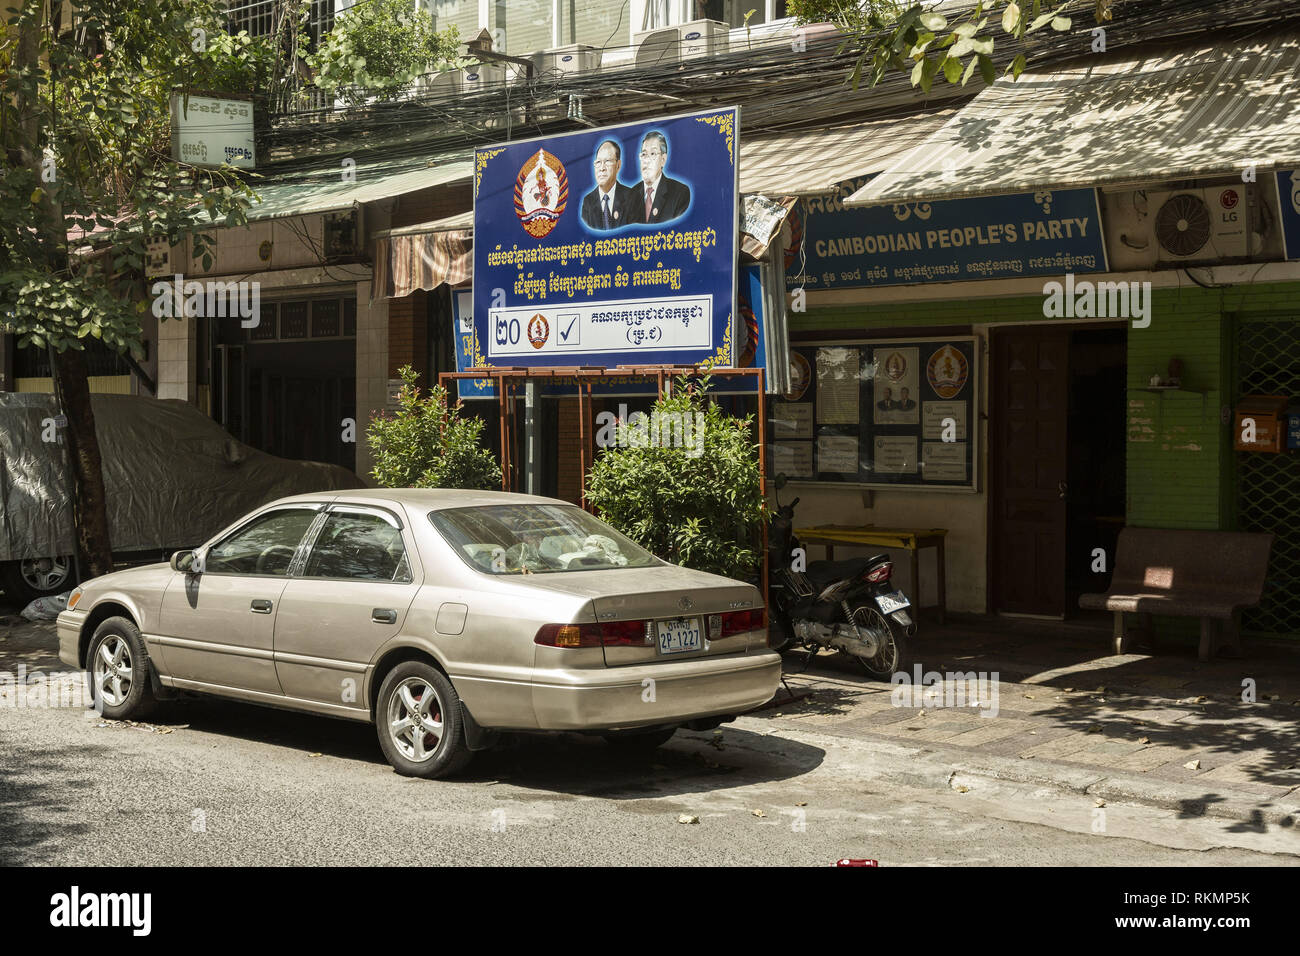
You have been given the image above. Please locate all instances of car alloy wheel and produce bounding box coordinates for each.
[387,676,445,762]
[19,554,72,592]
[93,634,134,708]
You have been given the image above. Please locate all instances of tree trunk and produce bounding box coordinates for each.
[52,348,114,579]
[11,0,114,581]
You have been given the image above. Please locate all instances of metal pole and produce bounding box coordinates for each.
[525,379,540,495]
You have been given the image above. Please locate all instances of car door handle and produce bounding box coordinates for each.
[251,599,273,614]
[372,608,397,624]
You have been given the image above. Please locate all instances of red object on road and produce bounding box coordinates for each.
[835,859,879,867]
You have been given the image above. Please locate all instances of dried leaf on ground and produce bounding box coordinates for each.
[678,814,699,825]
[1183,759,1201,770]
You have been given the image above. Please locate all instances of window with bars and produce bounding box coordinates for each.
[1235,313,1300,638]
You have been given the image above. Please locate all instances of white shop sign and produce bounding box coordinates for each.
[170,95,255,170]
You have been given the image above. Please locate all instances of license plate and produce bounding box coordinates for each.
[875,590,911,614]
[657,617,702,655]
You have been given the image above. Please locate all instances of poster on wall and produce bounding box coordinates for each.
[769,336,979,491]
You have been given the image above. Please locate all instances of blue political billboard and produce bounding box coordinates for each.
[784,179,1107,289]
[472,108,739,370]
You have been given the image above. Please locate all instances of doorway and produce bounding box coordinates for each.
[990,324,1126,617]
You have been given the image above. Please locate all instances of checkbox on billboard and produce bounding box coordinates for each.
[558,313,580,345]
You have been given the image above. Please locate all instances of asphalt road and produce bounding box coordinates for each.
[2,671,1296,867]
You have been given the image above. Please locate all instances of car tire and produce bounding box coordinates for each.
[375,662,473,779]
[602,727,677,750]
[86,616,157,721]
[3,555,77,606]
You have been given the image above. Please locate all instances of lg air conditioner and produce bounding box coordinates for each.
[1103,184,1276,271]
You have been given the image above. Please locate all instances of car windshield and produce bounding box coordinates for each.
[429,504,662,575]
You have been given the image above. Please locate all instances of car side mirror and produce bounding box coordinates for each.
[170,549,202,573]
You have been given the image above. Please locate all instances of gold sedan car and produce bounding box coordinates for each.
[58,490,779,778]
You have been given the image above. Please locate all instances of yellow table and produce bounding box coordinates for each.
[794,525,949,624]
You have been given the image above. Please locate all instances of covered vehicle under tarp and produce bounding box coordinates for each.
[0,393,362,563]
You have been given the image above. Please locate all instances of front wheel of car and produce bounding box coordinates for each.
[86,616,157,720]
[602,727,677,750]
[375,662,473,780]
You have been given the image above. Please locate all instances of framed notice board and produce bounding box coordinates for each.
[769,336,979,492]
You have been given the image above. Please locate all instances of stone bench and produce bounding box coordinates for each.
[1079,527,1274,661]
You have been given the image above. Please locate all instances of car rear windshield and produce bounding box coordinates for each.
[429,504,662,575]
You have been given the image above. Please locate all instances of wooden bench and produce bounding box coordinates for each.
[1079,527,1274,661]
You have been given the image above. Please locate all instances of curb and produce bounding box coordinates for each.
[752,714,1300,829]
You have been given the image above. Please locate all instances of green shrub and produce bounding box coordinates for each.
[367,365,500,490]
[585,375,766,581]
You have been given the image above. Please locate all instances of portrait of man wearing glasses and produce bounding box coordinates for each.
[580,139,635,231]
[628,130,691,225]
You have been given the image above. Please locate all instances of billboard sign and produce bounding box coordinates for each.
[170,95,255,169]
[785,179,1107,289]
[454,263,767,400]
[472,108,739,370]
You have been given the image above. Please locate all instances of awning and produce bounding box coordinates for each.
[846,30,1300,207]
[243,154,474,222]
[739,109,957,196]
[372,212,473,301]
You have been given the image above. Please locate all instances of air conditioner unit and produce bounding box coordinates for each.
[462,63,508,92]
[633,19,729,69]
[324,211,358,261]
[792,21,843,54]
[531,44,602,77]
[1102,184,1274,271]
[416,68,462,98]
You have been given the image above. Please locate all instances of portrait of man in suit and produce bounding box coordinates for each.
[580,139,634,231]
[628,130,691,225]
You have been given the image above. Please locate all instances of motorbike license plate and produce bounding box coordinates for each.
[657,617,702,655]
[875,590,911,614]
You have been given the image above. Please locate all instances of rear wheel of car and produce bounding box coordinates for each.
[375,662,473,779]
[602,727,677,750]
[3,555,76,605]
[86,616,157,721]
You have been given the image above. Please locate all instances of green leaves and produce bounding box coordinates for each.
[367,366,500,490]
[584,376,766,581]
[1002,2,1022,34]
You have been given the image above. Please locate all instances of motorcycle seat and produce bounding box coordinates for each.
[804,555,891,589]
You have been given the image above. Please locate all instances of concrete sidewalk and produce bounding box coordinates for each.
[760,617,1300,829]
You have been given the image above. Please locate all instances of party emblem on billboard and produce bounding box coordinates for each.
[527,314,550,349]
[514,149,569,238]
[927,345,969,399]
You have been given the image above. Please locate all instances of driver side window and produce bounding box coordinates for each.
[204,508,318,576]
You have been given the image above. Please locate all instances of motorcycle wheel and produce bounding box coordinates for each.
[848,602,910,681]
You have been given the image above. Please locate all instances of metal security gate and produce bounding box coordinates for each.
[1236,314,1300,638]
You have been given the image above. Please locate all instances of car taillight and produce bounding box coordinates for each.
[534,620,651,648]
[864,562,893,583]
[720,607,765,636]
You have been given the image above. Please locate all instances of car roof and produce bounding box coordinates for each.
[267,488,568,512]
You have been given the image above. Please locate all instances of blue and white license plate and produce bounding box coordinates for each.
[657,617,702,655]
[875,590,911,614]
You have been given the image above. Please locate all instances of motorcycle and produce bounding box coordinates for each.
[766,476,916,680]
